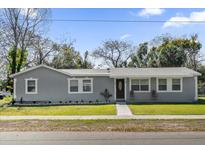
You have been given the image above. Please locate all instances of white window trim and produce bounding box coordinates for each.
[129,78,151,93]
[68,78,93,94]
[25,78,38,94]
[156,77,183,93]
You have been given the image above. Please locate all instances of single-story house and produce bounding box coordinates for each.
[11,65,201,103]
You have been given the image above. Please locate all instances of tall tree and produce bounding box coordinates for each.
[92,40,134,68]
[0,8,50,74]
[31,35,58,65]
[50,43,83,69]
[129,42,149,67]
[81,51,93,69]
[157,38,187,67]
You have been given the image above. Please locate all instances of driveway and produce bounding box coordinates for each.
[1,132,205,145]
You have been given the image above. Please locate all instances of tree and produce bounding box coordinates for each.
[129,42,149,67]
[50,43,83,69]
[81,51,93,69]
[31,35,58,65]
[92,40,134,68]
[129,34,203,69]
[157,38,187,67]
[7,47,28,74]
[0,8,50,74]
[182,34,202,70]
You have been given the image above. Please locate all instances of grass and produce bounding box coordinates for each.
[129,97,205,115]
[0,104,116,115]
[0,96,12,106]
[1,119,205,132]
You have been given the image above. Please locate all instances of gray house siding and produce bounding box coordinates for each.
[126,77,196,103]
[14,66,197,103]
[14,67,114,103]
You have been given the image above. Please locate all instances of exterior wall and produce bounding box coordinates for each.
[126,77,196,103]
[14,67,114,103]
[14,66,197,103]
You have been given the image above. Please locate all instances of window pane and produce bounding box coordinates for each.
[131,79,139,85]
[27,80,36,92]
[172,85,180,90]
[159,85,167,91]
[141,85,149,91]
[172,79,181,91]
[158,79,167,91]
[131,85,139,91]
[83,80,91,92]
[172,79,180,85]
[70,80,78,92]
[159,79,167,85]
[28,80,35,87]
[28,86,35,92]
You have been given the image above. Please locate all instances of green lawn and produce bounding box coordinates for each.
[129,97,205,115]
[0,104,116,115]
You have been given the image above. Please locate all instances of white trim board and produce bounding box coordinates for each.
[156,77,183,93]
[11,65,72,78]
[68,78,93,94]
[129,78,151,93]
[25,78,38,94]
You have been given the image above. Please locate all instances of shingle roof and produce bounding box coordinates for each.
[60,69,109,76]
[60,67,201,77]
[109,67,201,77]
[11,65,201,78]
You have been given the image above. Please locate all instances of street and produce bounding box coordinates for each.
[1,132,205,145]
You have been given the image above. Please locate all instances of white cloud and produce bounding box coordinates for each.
[120,34,131,40]
[163,10,205,28]
[138,8,165,17]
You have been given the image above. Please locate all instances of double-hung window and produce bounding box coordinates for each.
[70,80,79,92]
[172,78,181,91]
[83,79,92,92]
[131,79,149,92]
[157,78,182,92]
[25,79,38,94]
[68,78,93,93]
[158,79,167,91]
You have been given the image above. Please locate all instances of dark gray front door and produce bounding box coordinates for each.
[116,79,125,99]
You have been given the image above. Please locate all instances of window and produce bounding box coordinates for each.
[70,80,79,92]
[158,79,167,91]
[131,79,149,92]
[25,79,37,94]
[83,79,92,92]
[68,78,93,93]
[172,79,181,91]
[157,78,183,92]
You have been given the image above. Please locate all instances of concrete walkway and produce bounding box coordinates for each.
[116,102,132,116]
[1,115,205,120]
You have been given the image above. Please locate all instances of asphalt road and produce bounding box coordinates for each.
[1,132,205,145]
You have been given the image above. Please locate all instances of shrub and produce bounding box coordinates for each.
[100,89,112,102]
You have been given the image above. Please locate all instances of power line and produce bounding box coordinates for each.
[40,19,205,23]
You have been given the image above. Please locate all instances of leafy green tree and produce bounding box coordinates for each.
[51,43,92,69]
[7,47,28,74]
[129,42,148,67]
[157,39,186,67]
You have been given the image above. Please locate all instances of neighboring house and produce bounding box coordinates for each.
[11,65,201,103]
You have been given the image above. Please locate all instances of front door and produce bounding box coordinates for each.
[116,79,125,99]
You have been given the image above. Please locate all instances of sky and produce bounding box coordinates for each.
[46,8,205,59]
